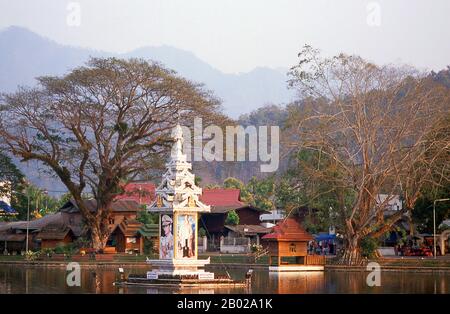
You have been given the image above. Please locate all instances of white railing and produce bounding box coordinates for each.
[260,212,285,221]
[220,237,251,253]
[222,237,249,246]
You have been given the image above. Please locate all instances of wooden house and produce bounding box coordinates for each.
[262,218,325,271]
[37,223,75,249]
[109,219,143,254]
[198,189,272,250]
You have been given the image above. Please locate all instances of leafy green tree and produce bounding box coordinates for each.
[275,149,353,233]
[247,176,276,212]
[413,185,450,233]
[225,210,239,225]
[137,210,158,225]
[223,177,253,203]
[0,152,26,220]
[10,183,65,220]
[223,176,276,212]
[0,57,224,249]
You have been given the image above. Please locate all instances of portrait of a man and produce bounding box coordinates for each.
[160,214,173,259]
[176,214,196,258]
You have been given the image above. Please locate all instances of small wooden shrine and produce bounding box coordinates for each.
[262,218,325,272]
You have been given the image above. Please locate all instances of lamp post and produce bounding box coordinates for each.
[25,191,30,253]
[433,198,449,259]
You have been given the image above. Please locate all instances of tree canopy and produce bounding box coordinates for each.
[0,57,225,249]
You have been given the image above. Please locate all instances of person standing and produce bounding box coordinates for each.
[160,215,174,259]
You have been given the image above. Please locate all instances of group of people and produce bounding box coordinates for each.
[308,240,336,256]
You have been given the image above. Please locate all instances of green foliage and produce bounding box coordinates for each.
[205,184,221,189]
[0,152,25,221]
[225,210,240,225]
[223,177,253,203]
[137,210,158,225]
[276,149,355,233]
[302,215,319,234]
[238,104,288,128]
[250,243,263,253]
[9,183,68,220]
[72,237,90,249]
[53,243,77,256]
[25,250,41,261]
[223,176,275,212]
[40,248,54,257]
[143,238,155,255]
[198,227,206,237]
[360,237,379,258]
[247,176,276,212]
[412,184,450,233]
[194,176,202,186]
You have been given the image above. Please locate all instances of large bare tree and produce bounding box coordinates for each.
[286,46,450,264]
[0,57,225,250]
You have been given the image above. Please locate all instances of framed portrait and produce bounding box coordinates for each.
[159,214,174,259]
[176,214,196,259]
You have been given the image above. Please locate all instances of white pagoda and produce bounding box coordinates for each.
[146,124,213,279]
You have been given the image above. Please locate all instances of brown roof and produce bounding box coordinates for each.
[0,213,80,240]
[0,213,63,232]
[0,233,26,242]
[114,219,143,237]
[60,199,142,213]
[36,223,73,240]
[225,224,272,236]
[209,205,270,215]
[262,218,313,241]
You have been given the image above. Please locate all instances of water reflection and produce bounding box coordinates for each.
[267,272,325,294]
[0,265,448,294]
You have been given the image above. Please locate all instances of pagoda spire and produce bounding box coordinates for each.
[148,124,210,212]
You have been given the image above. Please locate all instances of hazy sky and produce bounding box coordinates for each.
[0,0,449,74]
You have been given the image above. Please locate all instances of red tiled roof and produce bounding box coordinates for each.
[115,182,156,205]
[200,189,244,207]
[262,218,313,241]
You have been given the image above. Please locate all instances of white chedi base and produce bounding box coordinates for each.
[146,269,215,280]
[146,257,214,279]
[146,257,210,268]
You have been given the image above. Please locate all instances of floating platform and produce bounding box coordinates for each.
[114,270,253,288]
[116,276,249,288]
[269,265,324,272]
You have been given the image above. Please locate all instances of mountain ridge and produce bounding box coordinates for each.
[0,26,294,118]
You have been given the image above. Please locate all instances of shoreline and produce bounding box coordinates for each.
[0,259,449,272]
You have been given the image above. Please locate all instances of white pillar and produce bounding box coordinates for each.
[202,236,207,253]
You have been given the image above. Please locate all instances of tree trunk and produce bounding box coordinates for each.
[90,220,110,251]
[338,236,363,265]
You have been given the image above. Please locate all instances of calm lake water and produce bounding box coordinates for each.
[0,265,448,294]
